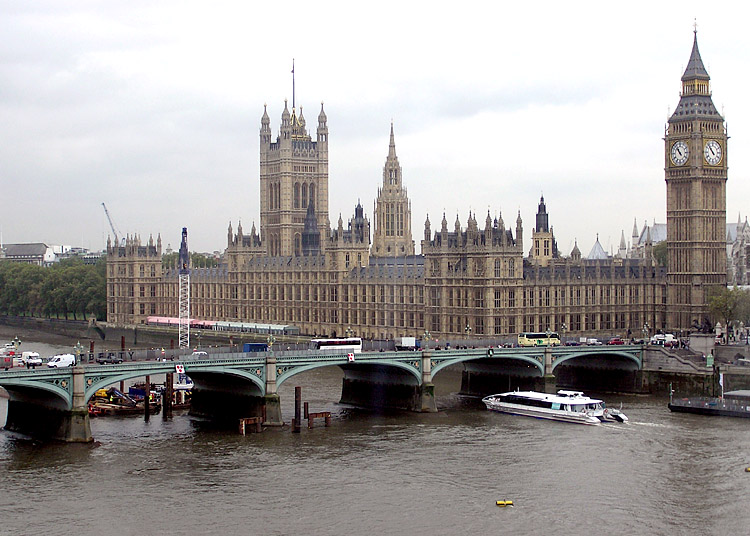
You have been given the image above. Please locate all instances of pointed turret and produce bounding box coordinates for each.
[681,30,710,83]
[317,102,328,144]
[670,30,720,121]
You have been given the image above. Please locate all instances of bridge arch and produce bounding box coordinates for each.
[430,351,545,378]
[84,364,266,402]
[276,357,422,388]
[551,349,641,371]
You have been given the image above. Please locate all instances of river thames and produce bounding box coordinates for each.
[1,326,749,536]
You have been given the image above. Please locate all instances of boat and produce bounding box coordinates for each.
[482,389,628,425]
[88,387,161,416]
[668,390,750,418]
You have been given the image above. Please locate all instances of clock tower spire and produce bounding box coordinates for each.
[665,30,727,331]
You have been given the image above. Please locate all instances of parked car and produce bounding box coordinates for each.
[190,351,208,358]
[96,354,123,364]
[564,340,580,346]
[607,338,625,345]
[586,338,603,346]
[47,354,76,368]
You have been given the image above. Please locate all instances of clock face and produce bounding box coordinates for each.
[704,140,722,166]
[670,141,689,166]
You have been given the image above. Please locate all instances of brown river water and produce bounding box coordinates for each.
[1,325,750,535]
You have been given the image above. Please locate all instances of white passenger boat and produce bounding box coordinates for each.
[482,390,628,425]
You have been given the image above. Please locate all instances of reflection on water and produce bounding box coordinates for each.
[2,327,750,535]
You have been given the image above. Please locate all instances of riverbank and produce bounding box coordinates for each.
[0,315,298,350]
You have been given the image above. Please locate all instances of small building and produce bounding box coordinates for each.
[0,243,56,266]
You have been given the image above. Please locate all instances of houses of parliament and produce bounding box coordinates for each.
[106,33,729,341]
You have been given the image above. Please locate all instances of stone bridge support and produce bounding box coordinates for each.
[264,354,283,425]
[543,347,557,394]
[4,366,92,443]
[419,352,437,412]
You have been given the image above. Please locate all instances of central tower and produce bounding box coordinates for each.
[259,99,329,257]
[665,31,728,330]
[371,123,414,256]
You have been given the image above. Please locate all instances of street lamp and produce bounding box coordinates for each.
[423,330,431,351]
[74,341,84,365]
[642,322,650,345]
[561,323,568,344]
[267,334,276,350]
[12,336,21,353]
[465,324,472,343]
[345,326,353,339]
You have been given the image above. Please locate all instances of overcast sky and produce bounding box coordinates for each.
[1,1,748,257]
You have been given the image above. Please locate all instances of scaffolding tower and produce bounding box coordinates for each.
[178,227,190,349]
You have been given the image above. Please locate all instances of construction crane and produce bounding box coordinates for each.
[101,203,124,246]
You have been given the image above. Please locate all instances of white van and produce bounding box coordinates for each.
[21,351,43,368]
[47,354,76,368]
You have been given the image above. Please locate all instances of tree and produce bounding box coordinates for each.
[707,286,745,332]
[652,242,667,267]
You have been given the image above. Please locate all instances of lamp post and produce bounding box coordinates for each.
[12,336,21,354]
[561,323,568,345]
[423,330,431,351]
[74,341,84,365]
[267,334,276,351]
[642,322,650,346]
[465,324,472,345]
[344,326,353,339]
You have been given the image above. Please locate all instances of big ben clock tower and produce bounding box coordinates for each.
[665,30,727,330]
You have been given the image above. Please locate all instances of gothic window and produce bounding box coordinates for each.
[494,259,502,278]
[508,259,515,277]
[309,184,315,209]
[302,184,308,208]
[294,183,300,208]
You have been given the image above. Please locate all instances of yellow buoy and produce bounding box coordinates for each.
[496,500,514,507]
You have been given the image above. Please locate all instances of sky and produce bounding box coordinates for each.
[1,1,749,257]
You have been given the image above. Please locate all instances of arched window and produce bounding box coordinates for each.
[309,184,315,209]
[294,183,300,208]
[302,183,308,208]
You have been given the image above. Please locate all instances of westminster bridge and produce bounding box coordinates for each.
[0,345,644,442]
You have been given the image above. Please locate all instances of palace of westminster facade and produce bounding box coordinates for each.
[106,33,729,340]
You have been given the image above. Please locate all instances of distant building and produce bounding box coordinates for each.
[0,243,56,266]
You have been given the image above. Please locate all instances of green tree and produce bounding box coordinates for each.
[652,242,667,267]
[707,285,743,332]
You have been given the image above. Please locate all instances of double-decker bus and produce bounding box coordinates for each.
[310,337,363,353]
[517,332,561,347]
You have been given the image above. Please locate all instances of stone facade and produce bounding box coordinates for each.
[106,34,728,340]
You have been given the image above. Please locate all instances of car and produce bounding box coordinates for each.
[190,351,208,358]
[607,338,625,345]
[96,354,123,364]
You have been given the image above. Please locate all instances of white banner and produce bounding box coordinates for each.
[175,364,185,374]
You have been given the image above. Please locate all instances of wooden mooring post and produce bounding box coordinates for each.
[144,374,150,421]
[303,401,331,429]
[238,417,262,435]
[292,386,302,433]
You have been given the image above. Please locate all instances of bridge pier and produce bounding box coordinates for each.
[263,354,283,425]
[542,348,557,394]
[419,353,437,412]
